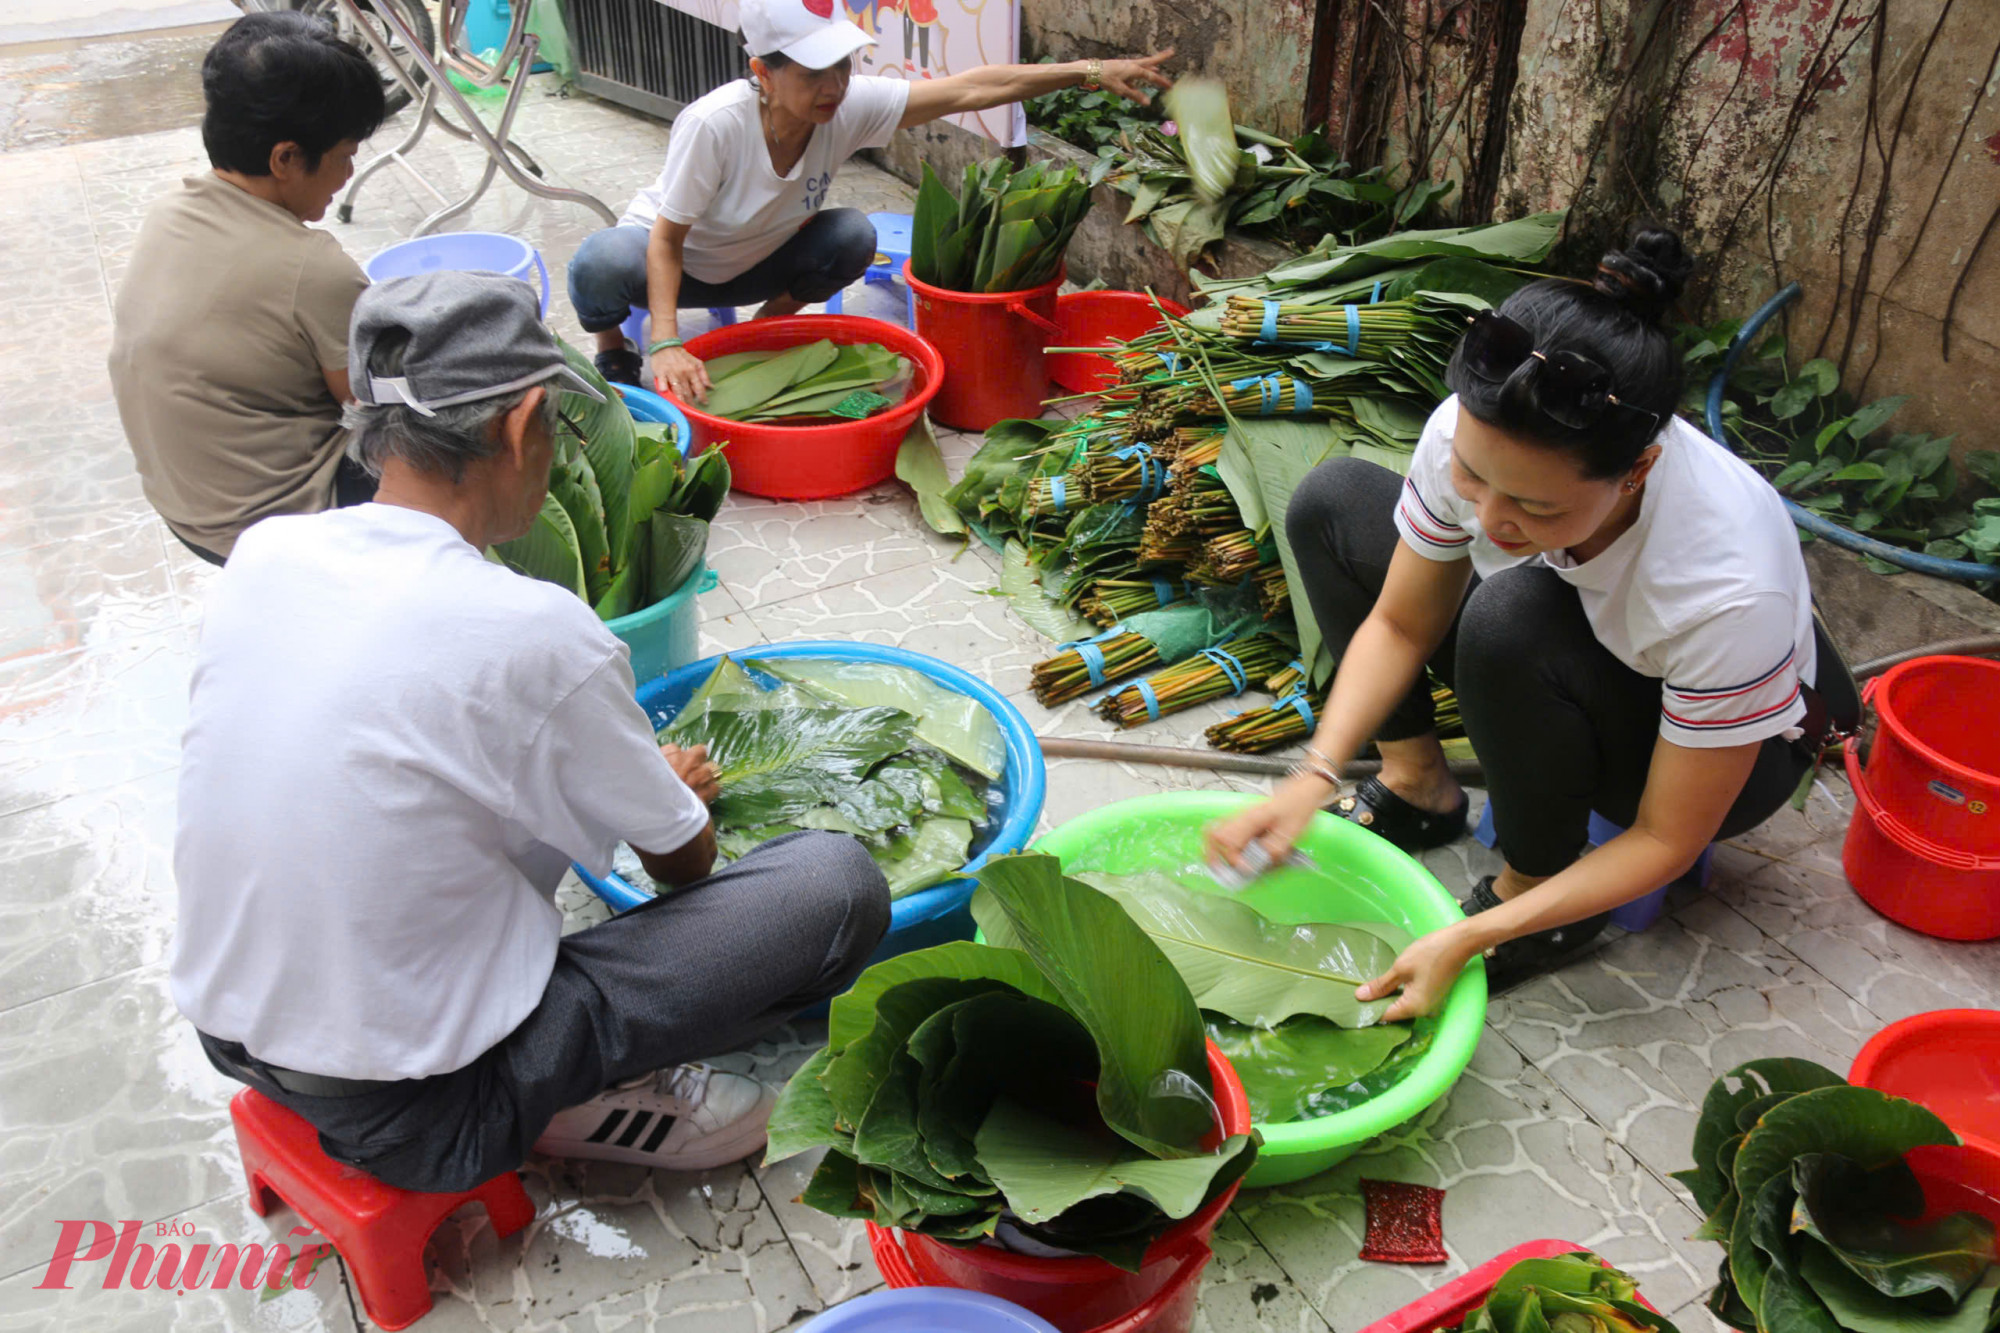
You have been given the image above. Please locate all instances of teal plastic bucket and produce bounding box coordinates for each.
[1031,791,1488,1188]
[606,561,715,685]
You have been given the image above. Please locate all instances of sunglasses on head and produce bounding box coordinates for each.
[1458,311,1662,437]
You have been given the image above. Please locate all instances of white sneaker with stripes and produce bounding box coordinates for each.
[532,1064,775,1172]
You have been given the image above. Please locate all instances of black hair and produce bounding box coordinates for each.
[1445,224,1696,479]
[201,12,387,176]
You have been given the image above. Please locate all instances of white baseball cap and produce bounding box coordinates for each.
[740,0,875,70]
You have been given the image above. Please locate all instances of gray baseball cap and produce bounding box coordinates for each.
[349,269,605,417]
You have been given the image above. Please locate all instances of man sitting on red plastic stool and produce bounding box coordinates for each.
[171,271,890,1192]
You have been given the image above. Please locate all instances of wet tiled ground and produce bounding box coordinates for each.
[4,54,1997,1333]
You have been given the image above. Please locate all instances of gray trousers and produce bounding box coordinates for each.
[200,831,890,1193]
[1287,457,1810,876]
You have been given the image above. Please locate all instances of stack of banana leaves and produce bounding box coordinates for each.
[911,157,1094,294]
[911,213,1567,751]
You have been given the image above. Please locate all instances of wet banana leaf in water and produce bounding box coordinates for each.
[646,512,708,604]
[1204,1016,1412,1125]
[1075,871,1411,1028]
[758,657,1007,779]
[662,702,918,827]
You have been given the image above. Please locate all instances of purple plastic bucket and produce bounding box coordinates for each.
[801,1288,1060,1333]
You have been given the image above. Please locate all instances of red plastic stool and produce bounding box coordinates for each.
[230,1088,534,1330]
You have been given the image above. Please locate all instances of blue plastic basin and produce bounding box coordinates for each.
[363,232,549,316]
[800,1289,1059,1333]
[615,383,693,453]
[572,642,1047,977]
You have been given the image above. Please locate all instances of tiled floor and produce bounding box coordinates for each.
[4,56,1997,1333]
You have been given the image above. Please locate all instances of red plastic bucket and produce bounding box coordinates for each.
[866,1040,1249,1333]
[1862,656,2000,856]
[906,262,1064,432]
[1851,1011,2000,1225]
[667,314,943,501]
[1046,292,1192,396]
[1842,744,2000,940]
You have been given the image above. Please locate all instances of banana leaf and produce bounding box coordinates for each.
[896,413,964,537]
[701,341,842,419]
[646,512,707,604]
[1161,79,1240,204]
[874,816,976,899]
[549,459,611,604]
[661,701,918,827]
[1799,1240,2000,1333]
[1729,1086,1958,1318]
[1003,539,1097,642]
[672,444,731,521]
[702,349,776,384]
[1672,1059,1847,1218]
[1791,1153,1997,1306]
[971,855,1216,1159]
[1144,197,1232,270]
[758,657,1006,779]
[557,337,640,569]
[911,162,959,285]
[494,491,587,599]
[1204,1016,1412,1124]
[1074,871,1409,1028]
[974,1096,1255,1224]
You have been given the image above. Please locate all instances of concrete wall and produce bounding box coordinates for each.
[1355,0,1999,452]
[1016,0,1315,138]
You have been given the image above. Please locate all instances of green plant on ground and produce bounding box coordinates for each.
[1680,322,2000,579]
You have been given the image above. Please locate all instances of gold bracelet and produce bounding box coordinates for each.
[1080,58,1103,91]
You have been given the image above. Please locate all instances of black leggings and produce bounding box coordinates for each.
[1287,457,1811,877]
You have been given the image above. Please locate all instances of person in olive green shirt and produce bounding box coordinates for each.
[110,13,387,563]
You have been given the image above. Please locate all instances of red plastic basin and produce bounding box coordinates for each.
[867,1039,1250,1333]
[666,314,943,501]
[907,262,1064,433]
[1862,657,2000,857]
[1047,291,1192,396]
[1355,1240,1663,1333]
[1842,744,2000,941]
[1850,1008,2000,1223]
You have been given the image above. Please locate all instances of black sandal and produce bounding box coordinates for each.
[1329,776,1468,853]
[594,347,645,387]
[1460,874,1610,994]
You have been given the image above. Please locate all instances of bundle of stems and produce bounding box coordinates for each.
[1145,489,1241,542]
[1028,632,1161,706]
[1255,563,1290,618]
[1095,634,1294,728]
[1266,658,1305,695]
[1136,496,1203,566]
[1080,448,1170,504]
[1143,374,1340,421]
[1022,469,1087,518]
[1157,424,1225,463]
[1206,687,1323,752]
[1190,529,1266,584]
[1168,431,1225,480]
[1081,577,1187,628]
[1219,295,1427,355]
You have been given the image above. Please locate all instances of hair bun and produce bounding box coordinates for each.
[1593,225,1693,323]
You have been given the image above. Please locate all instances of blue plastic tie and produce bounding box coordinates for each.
[1293,379,1314,415]
[1370,280,1383,304]
[1283,690,1316,728]
[1199,647,1250,694]
[1149,577,1181,606]
[1281,658,1304,678]
[1076,641,1108,687]
[1048,476,1068,513]
[1135,678,1163,721]
[1345,304,1361,355]
[1157,351,1181,372]
[1261,299,1281,342]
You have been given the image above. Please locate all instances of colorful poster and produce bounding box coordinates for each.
[647,0,1022,145]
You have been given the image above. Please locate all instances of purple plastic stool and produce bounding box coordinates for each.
[1471,803,1712,932]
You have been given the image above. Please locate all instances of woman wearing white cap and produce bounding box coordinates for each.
[567,0,1170,400]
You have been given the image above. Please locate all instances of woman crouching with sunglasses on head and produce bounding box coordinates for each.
[1206,225,1855,1019]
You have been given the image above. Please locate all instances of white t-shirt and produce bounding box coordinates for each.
[171,504,710,1081]
[1392,398,1818,749]
[620,76,909,284]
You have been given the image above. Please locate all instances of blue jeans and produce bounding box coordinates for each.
[567,208,878,333]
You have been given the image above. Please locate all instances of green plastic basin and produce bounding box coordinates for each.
[1031,791,1487,1188]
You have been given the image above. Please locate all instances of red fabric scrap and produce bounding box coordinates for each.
[1358,1178,1447,1264]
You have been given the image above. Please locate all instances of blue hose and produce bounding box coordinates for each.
[1705,283,1995,584]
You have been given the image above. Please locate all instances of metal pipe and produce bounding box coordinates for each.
[1706,284,1997,586]
[1853,635,2000,681]
[1037,736,1486,783]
